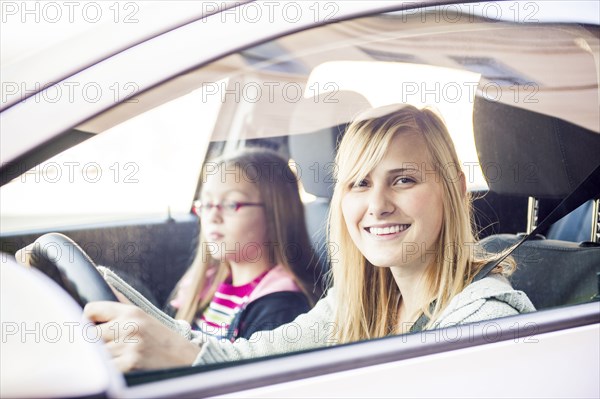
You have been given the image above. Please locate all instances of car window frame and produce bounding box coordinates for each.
[1,1,599,396]
[124,303,599,397]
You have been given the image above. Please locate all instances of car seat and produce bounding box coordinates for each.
[289,125,343,275]
[473,96,600,309]
[288,91,371,287]
[546,200,594,242]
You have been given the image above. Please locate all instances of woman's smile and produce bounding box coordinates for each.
[363,224,411,240]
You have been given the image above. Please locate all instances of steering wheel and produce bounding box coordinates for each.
[15,233,118,306]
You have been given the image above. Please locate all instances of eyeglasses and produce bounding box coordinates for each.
[193,200,264,215]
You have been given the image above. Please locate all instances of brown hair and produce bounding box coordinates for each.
[174,149,322,322]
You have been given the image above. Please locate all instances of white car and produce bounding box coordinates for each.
[1,1,599,397]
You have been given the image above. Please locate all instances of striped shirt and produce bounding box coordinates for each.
[194,271,268,339]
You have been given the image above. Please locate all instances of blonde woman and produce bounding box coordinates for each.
[164,150,321,341]
[85,105,534,371]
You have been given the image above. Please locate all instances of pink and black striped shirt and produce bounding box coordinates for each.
[194,270,268,339]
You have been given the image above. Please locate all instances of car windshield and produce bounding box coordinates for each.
[1,3,599,389]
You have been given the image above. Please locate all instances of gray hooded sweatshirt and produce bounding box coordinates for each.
[98,268,534,366]
[191,274,535,365]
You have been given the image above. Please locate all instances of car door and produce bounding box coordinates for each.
[1,1,598,398]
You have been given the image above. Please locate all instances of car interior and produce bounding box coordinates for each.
[1,8,599,382]
[474,96,600,308]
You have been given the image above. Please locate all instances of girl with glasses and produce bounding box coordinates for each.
[165,150,322,341]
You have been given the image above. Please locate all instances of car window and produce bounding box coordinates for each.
[2,3,598,385]
[0,83,224,232]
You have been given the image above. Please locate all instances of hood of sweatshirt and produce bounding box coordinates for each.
[433,274,536,328]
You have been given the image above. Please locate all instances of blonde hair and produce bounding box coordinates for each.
[328,104,514,343]
[175,149,322,322]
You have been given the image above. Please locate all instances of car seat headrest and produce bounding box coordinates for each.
[473,96,600,199]
[288,90,371,199]
[289,126,344,198]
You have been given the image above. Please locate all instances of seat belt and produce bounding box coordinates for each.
[409,163,600,333]
[473,163,600,283]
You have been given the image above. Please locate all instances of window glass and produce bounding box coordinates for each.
[0,84,224,233]
[4,4,598,377]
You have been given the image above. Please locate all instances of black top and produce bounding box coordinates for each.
[228,291,311,340]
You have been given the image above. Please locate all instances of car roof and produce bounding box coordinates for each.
[0,1,245,111]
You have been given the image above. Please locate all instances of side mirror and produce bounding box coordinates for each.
[0,256,125,398]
